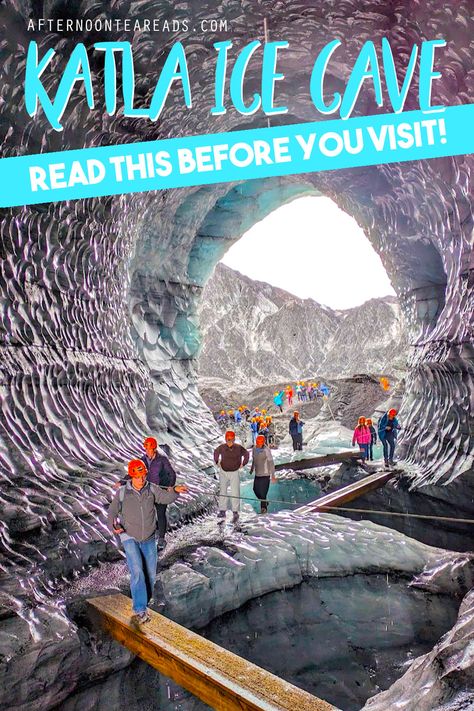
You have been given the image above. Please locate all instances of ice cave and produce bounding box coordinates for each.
[0,1,473,710]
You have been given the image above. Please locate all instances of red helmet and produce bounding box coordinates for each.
[128,459,147,478]
[256,434,265,446]
[225,430,235,441]
[388,408,397,417]
[143,436,157,449]
[358,416,366,425]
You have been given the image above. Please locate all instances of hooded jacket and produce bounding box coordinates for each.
[378,413,401,441]
[108,481,178,542]
[250,446,275,477]
[289,417,304,435]
[352,425,371,445]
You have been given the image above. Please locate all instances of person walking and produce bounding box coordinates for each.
[141,436,177,550]
[286,385,293,407]
[273,390,284,413]
[378,408,401,467]
[289,411,304,451]
[366,418,377,461]
[213,431,249,524]
[250,434,276,514]
[108,459,187,623]
[352,417,371,463]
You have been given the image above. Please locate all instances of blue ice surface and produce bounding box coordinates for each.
[240,477,322,514]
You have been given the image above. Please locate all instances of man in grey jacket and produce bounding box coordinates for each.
[108,459,187,623]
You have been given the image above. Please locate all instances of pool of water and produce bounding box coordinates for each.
[239,477,322,513]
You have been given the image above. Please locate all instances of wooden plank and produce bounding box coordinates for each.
[296,471,395,514]
[87,594,338,711]
[274,450,362,472]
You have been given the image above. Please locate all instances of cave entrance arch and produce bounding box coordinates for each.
[128,171,461,488]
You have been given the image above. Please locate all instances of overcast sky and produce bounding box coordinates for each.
[221,195,395,310]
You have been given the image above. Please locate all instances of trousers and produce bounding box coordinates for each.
[382,433,396,462]
[156,503,168,539]
[122,536,157,614]
[291,433,303,450]
[218,468,241,512]
[253,476,270,509]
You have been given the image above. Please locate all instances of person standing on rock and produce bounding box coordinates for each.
[378,409,401,467]
[250,417,259,445]
[273,390,284,413]
[286,385,293,407]
[108,459,187,624]
[352,417,371,463]
[250,434,276,514]
[366,418,377,461]
[289,411,304,451]
[214,431,249,524]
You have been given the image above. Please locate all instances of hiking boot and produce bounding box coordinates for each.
[157,538,166,551]
[232,512,240,524]
[389,460,396,466]
[132,611,151,624]
[384,461,390,469]
[260,506,268,515]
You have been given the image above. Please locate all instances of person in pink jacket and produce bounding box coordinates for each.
[352,416,371,462]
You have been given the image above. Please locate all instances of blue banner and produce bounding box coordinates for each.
[0,103,471,207]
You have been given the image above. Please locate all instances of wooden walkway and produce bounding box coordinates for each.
[296,469,396,514]
[274,450,363,472]
[87,594,338,711]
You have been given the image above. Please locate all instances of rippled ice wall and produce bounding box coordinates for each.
[0,0,473,672]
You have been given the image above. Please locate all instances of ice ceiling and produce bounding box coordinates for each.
[0,0,472,592]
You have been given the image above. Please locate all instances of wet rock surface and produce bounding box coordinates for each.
[2,512,471,711]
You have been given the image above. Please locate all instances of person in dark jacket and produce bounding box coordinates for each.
[289,411,304,450]
[250,434,276,514]
[366,418,377,461]
[378,409,401,467]
[141,436,177,550]
[108,459,187,623]
[213,431,249,524]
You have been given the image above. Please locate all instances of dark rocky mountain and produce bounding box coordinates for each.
[198,263,408,384]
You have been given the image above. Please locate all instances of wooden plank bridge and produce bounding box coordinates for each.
[296,469,396,514]
[87,594,338,711]
[274,450,363,472]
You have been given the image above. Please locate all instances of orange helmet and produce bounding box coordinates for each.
[143,436,157,449]
[358,417,366,425]
[388,408,398,417]
[366,418,373,425]
[256,434,265,446]
[128,459,147,478]
[225,430,235,440]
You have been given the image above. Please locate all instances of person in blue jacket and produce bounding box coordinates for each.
[289,411,304,451]
[273,390,284,412]
[378,409,401,467]
[250,417,259,445]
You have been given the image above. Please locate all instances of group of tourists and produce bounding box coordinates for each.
[108,406,402,625]
[352,409,401,466]
[214,429,276,523]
